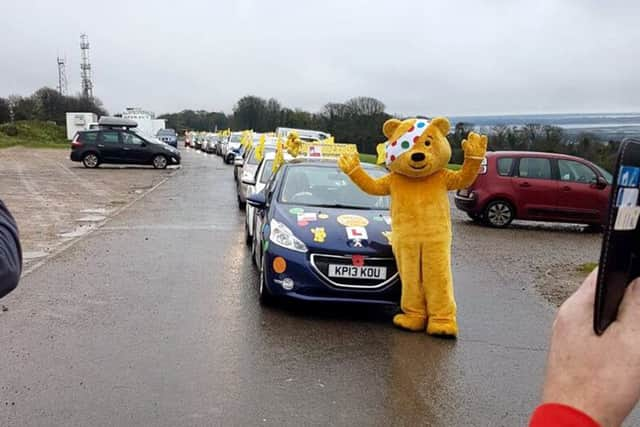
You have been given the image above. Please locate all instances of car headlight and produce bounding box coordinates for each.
[269,218,307,253]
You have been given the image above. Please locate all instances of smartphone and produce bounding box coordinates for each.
[595,138,640,335]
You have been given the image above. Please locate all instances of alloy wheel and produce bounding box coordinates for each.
[153,155,168,169]
[486,201,513,227]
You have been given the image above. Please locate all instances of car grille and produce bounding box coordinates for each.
[310,253,399,290]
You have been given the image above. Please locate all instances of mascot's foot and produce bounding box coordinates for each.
[393,314,426,332]
[427,318,458,338]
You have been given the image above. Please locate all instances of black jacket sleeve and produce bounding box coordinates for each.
[0,200,22,298]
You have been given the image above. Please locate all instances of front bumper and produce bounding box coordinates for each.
[262,245,401,305]
[454,192,477,211]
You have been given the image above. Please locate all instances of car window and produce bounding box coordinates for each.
[100,131,120,144]
[260,160,274,183]
[81,132,98,143]
[123,133,145,146]
[517,158,551,179]
[558,160,597,183]
[279,165,390,209]
[497,158,513,176]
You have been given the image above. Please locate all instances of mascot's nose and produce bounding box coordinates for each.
[411,152,426,162]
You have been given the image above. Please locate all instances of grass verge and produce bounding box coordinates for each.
[577,262,598,276]
[0,121,69,149]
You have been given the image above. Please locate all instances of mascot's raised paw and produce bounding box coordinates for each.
[461,132,488,159]
[338,152,361,175]
[393,314,426,332]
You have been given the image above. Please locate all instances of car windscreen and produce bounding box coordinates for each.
[279,165,390,210]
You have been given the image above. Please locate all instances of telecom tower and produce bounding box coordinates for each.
[56,56,68,96]
[80,34,93,99]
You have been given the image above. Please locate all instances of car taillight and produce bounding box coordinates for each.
[479,157,488,174]
[71,135,83,148]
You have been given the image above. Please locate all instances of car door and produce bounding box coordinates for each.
[97,130,123,162]
[122,132,151,164]
[556,159,608,223]
[511,157,559,220]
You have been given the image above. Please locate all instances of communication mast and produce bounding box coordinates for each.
[56,56,68,96]
[80,34,93,99]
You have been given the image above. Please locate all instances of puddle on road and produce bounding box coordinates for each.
[58,224,96,239]
[76,215,107,222]
[23,250,48,260]
[81,208,112,215]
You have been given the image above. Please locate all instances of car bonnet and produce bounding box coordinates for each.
[273,204,393,256]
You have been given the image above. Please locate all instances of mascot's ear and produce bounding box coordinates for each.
[431,117,451,136]
[383,119,402,139]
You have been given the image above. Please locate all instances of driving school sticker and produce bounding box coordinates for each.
[337,214,369,227]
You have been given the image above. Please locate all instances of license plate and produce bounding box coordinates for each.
[328,264,387,280]
[458,189,470,197]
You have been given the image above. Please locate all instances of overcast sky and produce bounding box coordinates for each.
[1,0,638,116]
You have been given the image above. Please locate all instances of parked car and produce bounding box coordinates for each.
[454,151,612,228]
[246,158,400,305]
[204,134,219,153]
[70,118,181,169]
[235,139,277,209]
[156,128,178,147]
[223,132,244,164]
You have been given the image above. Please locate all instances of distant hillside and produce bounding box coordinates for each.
[0,121,68,148]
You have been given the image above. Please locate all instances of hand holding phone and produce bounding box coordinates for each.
[543,270,640,427]
[595,138,640,334]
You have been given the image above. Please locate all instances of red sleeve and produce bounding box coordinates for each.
[530,403,600,427]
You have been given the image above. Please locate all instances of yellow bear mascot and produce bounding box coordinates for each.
[338,117,487,337]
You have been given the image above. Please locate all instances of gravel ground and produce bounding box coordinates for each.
[449,196,601,307]
[0,147,177,270]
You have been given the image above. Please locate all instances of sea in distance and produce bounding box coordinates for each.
[448,112,640,141]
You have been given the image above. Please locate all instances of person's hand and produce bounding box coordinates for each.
[541,269,640,427]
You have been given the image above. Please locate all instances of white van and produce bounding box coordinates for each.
[275,127,330,142]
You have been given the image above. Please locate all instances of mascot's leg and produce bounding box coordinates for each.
[421,240,458,338]
[392,240,427,331]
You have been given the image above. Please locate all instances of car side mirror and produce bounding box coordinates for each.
[234,158,244,166]
[242,176,257,186]
[247,192,267,209]
[594,176,608,189]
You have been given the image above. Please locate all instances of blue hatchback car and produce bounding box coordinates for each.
[247,159,400,305]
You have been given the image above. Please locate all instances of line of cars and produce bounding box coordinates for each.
[218,129,402,306]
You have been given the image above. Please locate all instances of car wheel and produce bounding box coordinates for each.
[82,153,100,168]
[259,255,275,306]
[152,154,168,169]
[484,200,514,228]
[238,195,246,211]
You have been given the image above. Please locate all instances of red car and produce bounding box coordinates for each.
[454,151,612,228]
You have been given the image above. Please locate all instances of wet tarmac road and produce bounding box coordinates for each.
[0,148,587,426]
